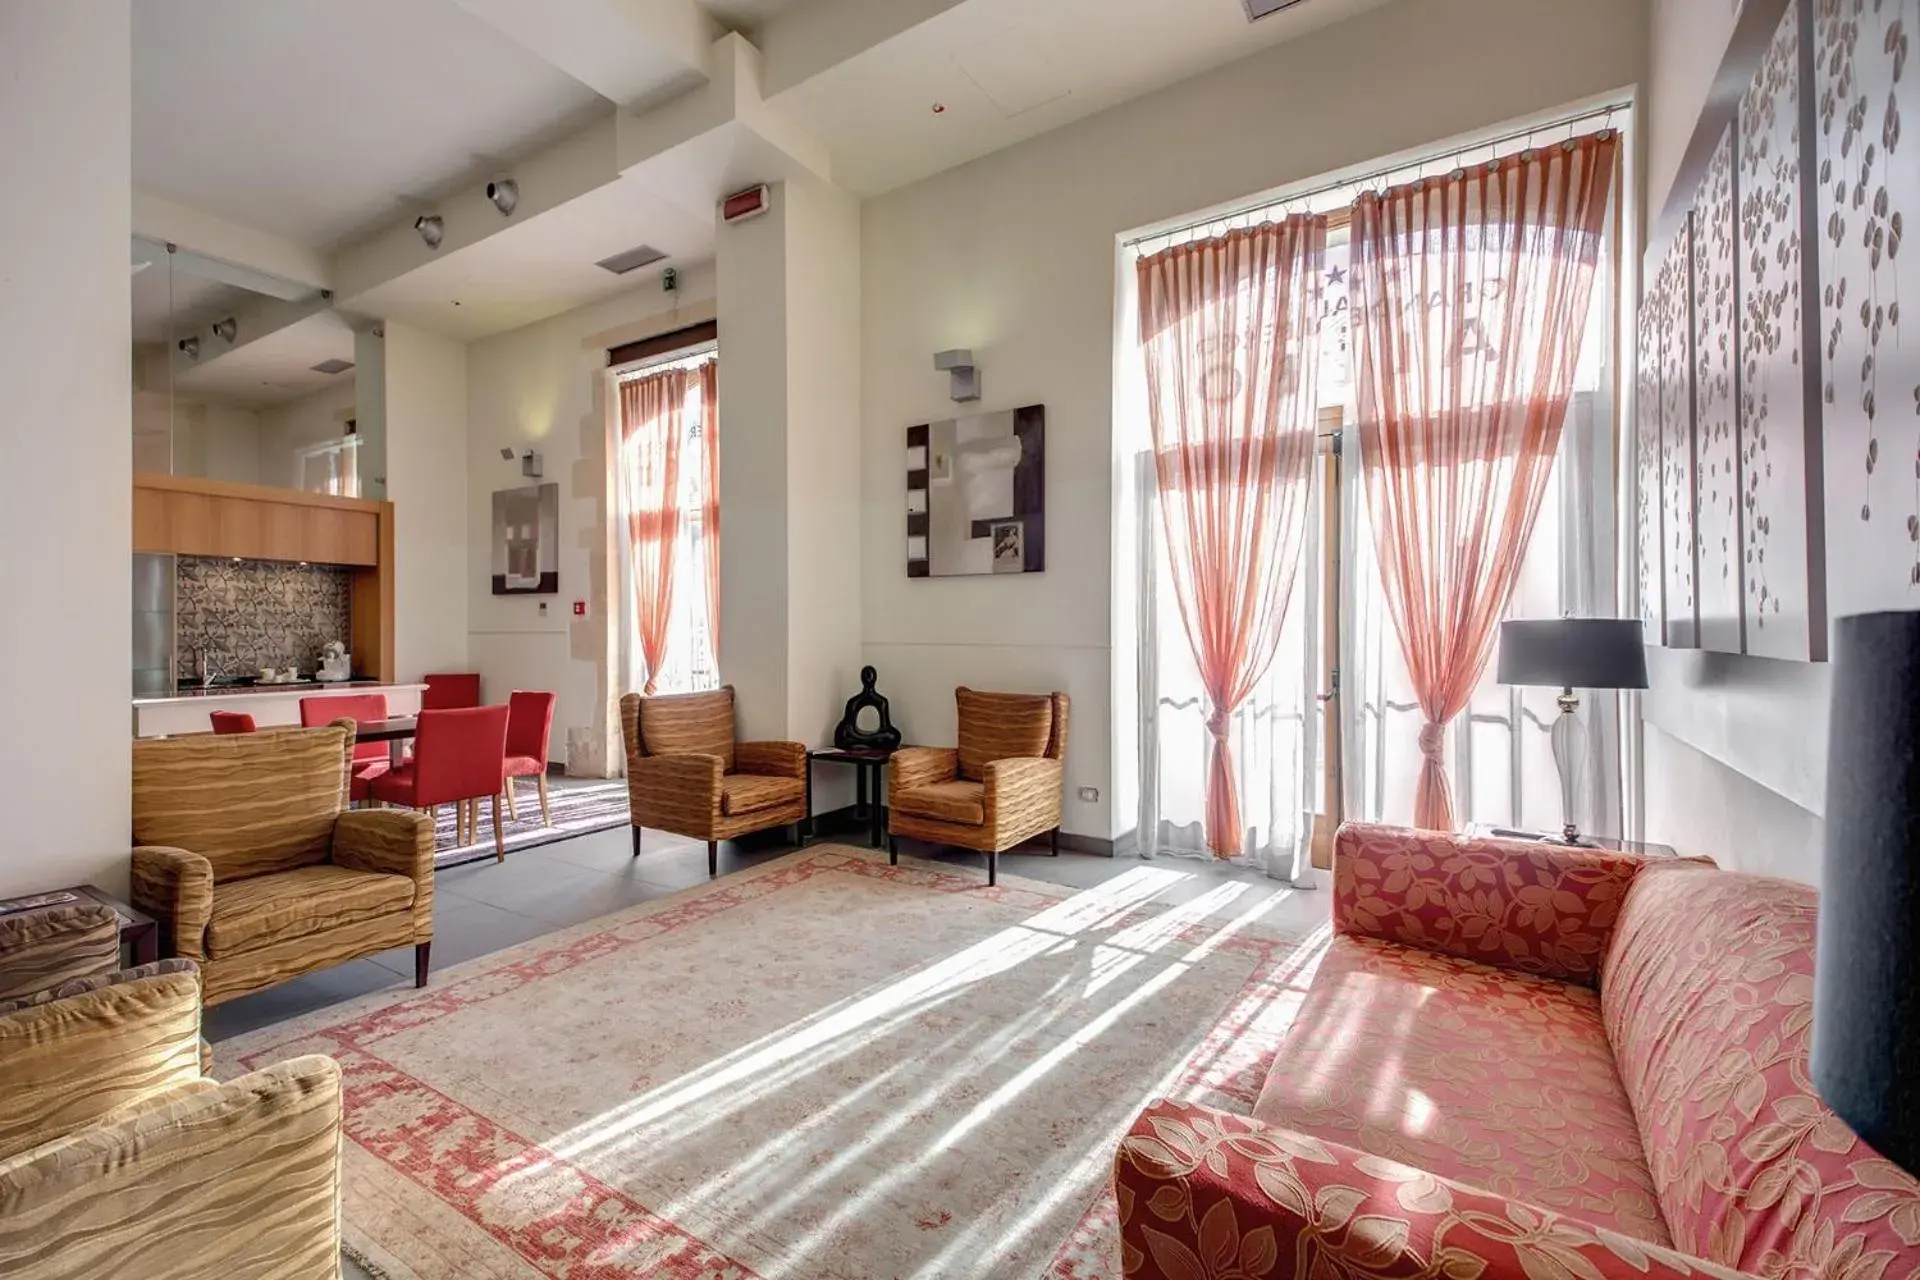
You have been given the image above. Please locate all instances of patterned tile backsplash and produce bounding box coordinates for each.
[176,557,352,679]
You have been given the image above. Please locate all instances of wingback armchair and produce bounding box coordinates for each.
[888,687,1069,885]
[620,686,807,877]
[0,904,343,1279]
[130,722,436,1006]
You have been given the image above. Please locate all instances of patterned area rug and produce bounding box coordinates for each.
[429,778,630,870]
[221,846,1328,1278]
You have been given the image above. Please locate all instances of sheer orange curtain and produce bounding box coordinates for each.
[618,367,689,694]
[699,359,720,663]
[1137,217,1326,857]
[1351,131,1618,831]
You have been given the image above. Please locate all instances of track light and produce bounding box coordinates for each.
[414,215,444,248]
[177,336,201,360]
[486,179,519,217]
[211,317,237,343]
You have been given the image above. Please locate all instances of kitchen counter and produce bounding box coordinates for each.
[133,682,428,738]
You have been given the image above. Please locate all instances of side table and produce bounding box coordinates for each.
[0,884,162,965]
[806,748,893,848]
[1463,822,1678,858]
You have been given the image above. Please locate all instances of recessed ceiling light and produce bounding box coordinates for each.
[211,317,238,343]
[487,179,519,216]
[414,215,444,248]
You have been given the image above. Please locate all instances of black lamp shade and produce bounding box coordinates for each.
[1815,611,1920,1172]
[1495,618,1649,690]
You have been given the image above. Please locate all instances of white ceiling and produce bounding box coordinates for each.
[170,312,359,409]
[701,0,813,35]
[132,0,610,247]
[772,0,1398,195]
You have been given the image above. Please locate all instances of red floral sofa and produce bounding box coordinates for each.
[1114,822,1920,1280]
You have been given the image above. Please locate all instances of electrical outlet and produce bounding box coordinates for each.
[1077,786,1100,804]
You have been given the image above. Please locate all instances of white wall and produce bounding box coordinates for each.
[0,2,132,896]
[466,266,718,770]
[258,379,357,489]
[1645,0,1741,218]
[861,0,1648,841]
[385,322,471,679]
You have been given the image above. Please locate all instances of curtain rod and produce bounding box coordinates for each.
[1124,101,1628,251]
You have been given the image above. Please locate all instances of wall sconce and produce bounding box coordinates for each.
[177,336,201,360]
[500,446,543,478]
[487,179,519,216]
[934,349,979,402]
[414,215,444,248]
[211,317,238,344]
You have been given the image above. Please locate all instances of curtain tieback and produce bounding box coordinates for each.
[1205,706,1233,740]
[1417,720,1447,761]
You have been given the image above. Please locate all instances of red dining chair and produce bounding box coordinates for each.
[422,672,482,711]
[369,705,511,859]
[301,693,390,802]
[208,711,256,734]
[503,690,557,825]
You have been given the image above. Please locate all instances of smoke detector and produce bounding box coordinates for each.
[595,244,669,275]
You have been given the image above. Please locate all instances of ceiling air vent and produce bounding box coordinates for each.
[310,358,355,375]
[595,244,669,275]
[1245,0,1310,18]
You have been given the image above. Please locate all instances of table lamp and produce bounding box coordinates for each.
[1495,618,1648,845]
[1814,611,1920,1173]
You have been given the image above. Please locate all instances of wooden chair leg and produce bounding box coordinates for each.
[491,794,505,861]
[708,840,718,878]
[414,941,431,988]
[504,779,518,822]
[632,825,642,857]
[988,848,998,887]
[536,773,552,825]
[1051,826,1061,856]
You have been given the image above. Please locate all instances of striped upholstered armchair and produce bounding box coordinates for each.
[130,722,436,1006]
[0,904,343,1278]
[621,686,808,877]
[887,687,1069,885]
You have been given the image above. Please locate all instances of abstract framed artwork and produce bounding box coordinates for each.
[905,405,1045,577]
[491,482,560,595]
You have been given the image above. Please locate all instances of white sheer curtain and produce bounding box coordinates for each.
[612,353,719,698]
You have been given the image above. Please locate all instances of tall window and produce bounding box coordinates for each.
[613,346,719,696]
[298,435,360,497]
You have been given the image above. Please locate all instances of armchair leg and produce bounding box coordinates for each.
[414,941,432,988]
[888,835,898,865]
[708,840,718,878]
[632,825,643,857]
[1051,826,1060,856]
[988,848,998,887]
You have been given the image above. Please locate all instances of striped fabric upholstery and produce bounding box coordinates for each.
[333,808,436,941]
[132,725,354,882]
[0,967,202,1162]
[894,779,987,826]
[0,905,119,1003]
[719,773,804,817]
[0,957,197,1017]
[206,866,413,955]
[129,847,216,961]
[956,687,1059,781]
[0,1055,343,1280]
[636,686,737,771]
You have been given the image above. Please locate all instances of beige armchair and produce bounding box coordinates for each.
[888,687,1069,885]
[0,904,342,1279]
[620,686,807,877]
[130,722,436,1006]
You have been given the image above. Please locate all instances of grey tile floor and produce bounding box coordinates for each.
[200,823,1325,1280]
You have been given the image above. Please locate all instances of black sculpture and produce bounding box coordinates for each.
[834,665,901,751]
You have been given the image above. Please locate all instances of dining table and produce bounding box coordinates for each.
[353,715,418,766]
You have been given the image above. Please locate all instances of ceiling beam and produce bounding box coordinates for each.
[134,191,331,291]
[452,0,718,107]
[755,0,970,97]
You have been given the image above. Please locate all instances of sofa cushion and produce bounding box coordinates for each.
[1255,934,1669,1243]
[1601,863,1920,1274]
[718,773,802,817]
[638,688,735,772]
[205,865,413,957]
[956,688,1055,782]
[0,905,121,1003]
[894,780,987,827]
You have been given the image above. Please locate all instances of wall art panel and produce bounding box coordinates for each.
[1636,278,1667,640]
[1817,0,1917,623]
[1741,0,1829,661]
[1695,125,1745,653]
[1659,220,1701,649]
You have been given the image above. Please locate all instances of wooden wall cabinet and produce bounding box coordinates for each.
[132,473,395,682]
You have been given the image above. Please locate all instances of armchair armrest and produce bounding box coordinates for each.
[736,740,807,779]
[0,904,121,1003]
[0,1055,343,1279]
[1115,1099,1754,1280]
[0,965,203,1162]
[1332,822,1648,985]
[129,845,214,962]
[630,752,725,830]
[333,808,435,941]
[890,747,959,796]
[983,756,1063,834]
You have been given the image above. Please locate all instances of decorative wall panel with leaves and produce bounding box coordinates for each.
[1737,0,1829,662]
[1659,221,1701,649]
[1695,126,1745,653]
[1636,283,1667,639]
[1817,0,1917,621]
